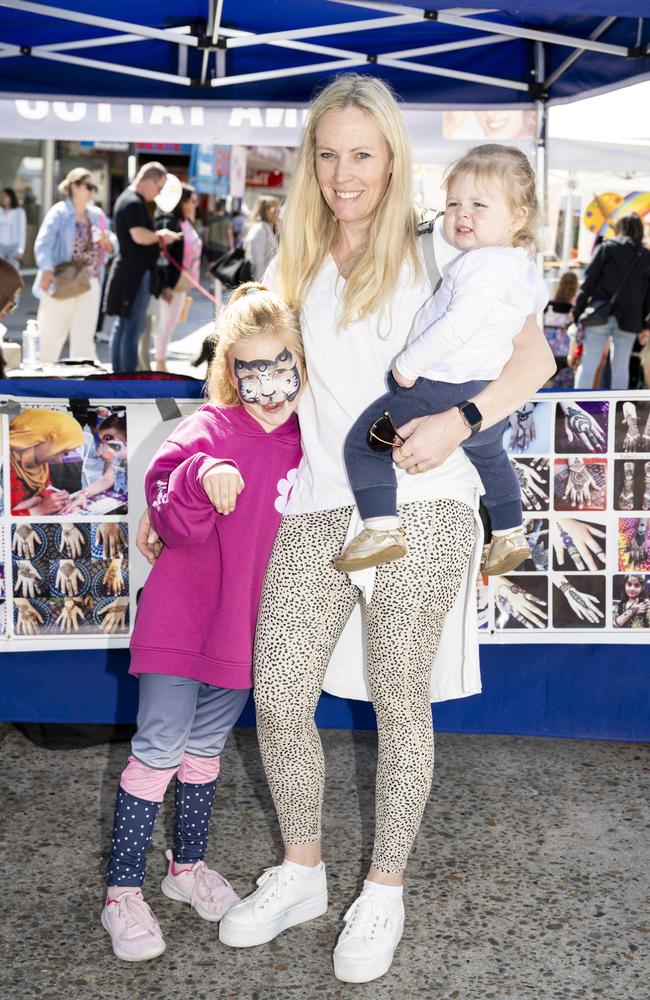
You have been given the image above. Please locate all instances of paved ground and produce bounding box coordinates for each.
[1,723,648,1000]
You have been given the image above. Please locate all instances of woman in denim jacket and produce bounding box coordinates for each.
[33,167,114,363]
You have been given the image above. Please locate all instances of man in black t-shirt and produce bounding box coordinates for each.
[104,162,180,372]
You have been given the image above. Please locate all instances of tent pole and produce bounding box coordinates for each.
[534,42,548,273]
[42,138,55,215]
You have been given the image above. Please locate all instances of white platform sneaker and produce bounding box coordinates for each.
[333,887,405,983]
[218,863,328,947]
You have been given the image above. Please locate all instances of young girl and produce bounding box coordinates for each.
[614,573,650,628]
[101,283,303,962]
[336,144,548,576]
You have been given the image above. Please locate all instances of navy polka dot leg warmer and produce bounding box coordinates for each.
[106,787,161,887]
[172,778,217,865]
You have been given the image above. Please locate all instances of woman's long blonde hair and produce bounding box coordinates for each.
[277,73,420,327]
[206,283,305,406]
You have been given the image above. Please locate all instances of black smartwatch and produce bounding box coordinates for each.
[455,400,483,436]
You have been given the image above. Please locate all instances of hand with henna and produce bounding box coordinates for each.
[15,598,44,635]
[494,577,548,629]
[511,458,548,511]
[621,402,641,452]
[507,403,536,453]
[56,598,86,633]
[630,519,648,567]
[12,524,41,559]
[96,522,126,559]
[563,457,598,508]
[98,596,129,633]
[15,560,42,598]
[55,559,84,597]
[619,461,635,511]
[559,401,606,452]
[103,557,125,596]
[59,523,85,560]
[556,575,604,624]
[552,517,606,572]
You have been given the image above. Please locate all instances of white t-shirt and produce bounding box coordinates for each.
[396,246,549,383]
[265,250,483,518]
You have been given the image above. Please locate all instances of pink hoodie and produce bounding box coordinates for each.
[130,403,301,689]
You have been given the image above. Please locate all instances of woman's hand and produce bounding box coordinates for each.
[552,517,606,571]
[136,508,163,565]
[55,559,84,596]
[157,228,182,246]
[391,366,415,389]
[59,523,85,559]
[393,408,469,473]
[39,269,55,293]
[201,465,244,515]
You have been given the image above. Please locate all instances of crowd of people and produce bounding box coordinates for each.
[1,172,282,373]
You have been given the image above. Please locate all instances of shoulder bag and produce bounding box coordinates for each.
[53,221,92,300]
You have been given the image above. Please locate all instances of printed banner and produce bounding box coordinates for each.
[1,391,648,651]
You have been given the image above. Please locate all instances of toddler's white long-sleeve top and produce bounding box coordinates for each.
[395,245,549,384]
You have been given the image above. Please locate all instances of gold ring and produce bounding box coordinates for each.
[399,446,407,459]
[415,462,424,474]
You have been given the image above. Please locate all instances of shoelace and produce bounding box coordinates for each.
[342,893,391,942]
[189,862,233,906]
[113,892,160,939]
[253,865,294,910]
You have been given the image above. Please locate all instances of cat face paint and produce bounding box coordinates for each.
[233,347,301,406]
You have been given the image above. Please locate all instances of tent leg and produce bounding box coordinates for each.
[42,138,55,215]
[534,42,547,273]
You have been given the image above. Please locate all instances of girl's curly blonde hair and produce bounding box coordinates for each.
[206,282,305,406]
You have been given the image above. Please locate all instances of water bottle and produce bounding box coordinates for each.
[21,318,42,370]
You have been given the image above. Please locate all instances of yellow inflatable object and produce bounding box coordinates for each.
[583,191,650,236]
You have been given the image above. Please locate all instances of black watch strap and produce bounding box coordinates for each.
[456,400,483,436]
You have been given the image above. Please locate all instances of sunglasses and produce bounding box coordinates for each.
[367,410,405,453]
[80,181,98,192]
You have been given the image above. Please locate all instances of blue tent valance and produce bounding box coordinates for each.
[0,1,648,107]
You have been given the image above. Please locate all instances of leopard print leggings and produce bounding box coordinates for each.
[254,498,476,874]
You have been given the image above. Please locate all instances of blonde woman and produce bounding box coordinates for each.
[243,195,279,280]
[139,74,554,983]
[33,167,113,363]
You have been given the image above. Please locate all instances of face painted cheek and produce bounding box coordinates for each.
[236,376,262,404]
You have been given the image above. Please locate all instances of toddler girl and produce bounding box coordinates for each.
[337,144,548,575]
[101,283,303,961]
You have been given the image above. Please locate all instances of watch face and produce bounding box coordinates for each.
[460,402,482,428]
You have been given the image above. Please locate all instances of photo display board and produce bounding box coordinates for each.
[1,391,648,651]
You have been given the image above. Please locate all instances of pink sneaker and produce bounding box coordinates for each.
[101,890,166,962]
[160,849,240,922]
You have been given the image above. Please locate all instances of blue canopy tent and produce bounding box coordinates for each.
[0,1,648,107]
[1,2,649,740]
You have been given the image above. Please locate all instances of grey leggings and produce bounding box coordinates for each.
[254,499,476,874]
